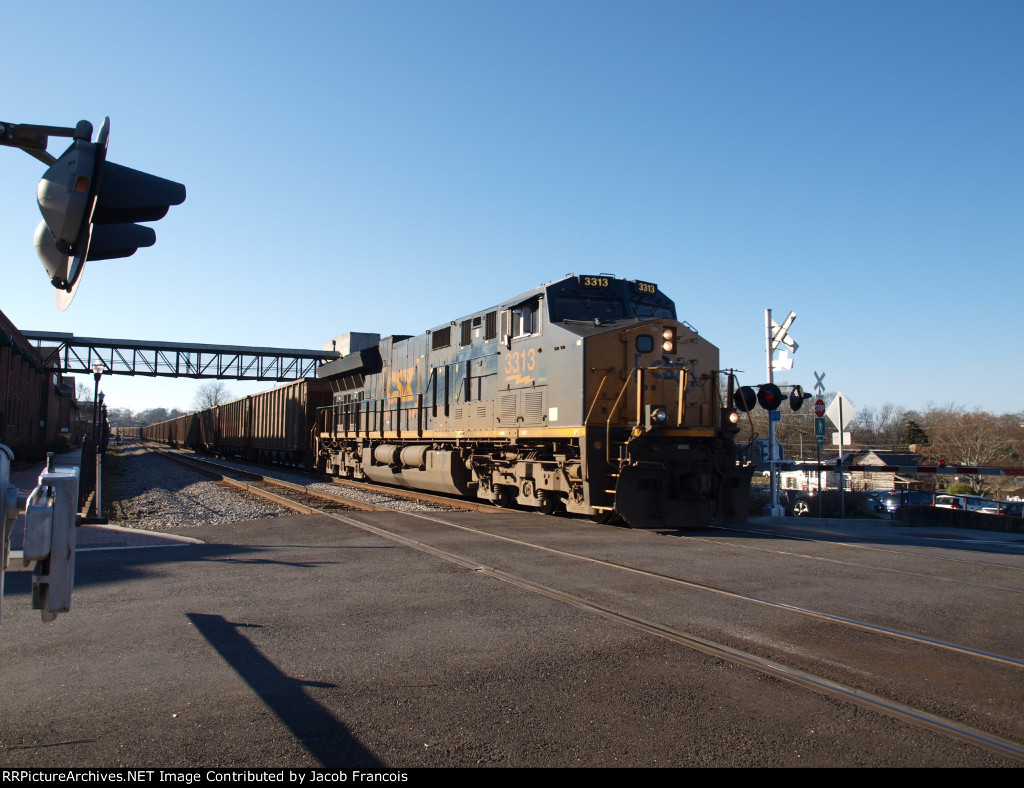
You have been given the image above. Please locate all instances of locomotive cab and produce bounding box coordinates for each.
[546,276,751,528]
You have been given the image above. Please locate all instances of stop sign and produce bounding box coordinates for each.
[814,398,826,418]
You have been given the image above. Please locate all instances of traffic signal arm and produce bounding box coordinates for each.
[1,120,88,165]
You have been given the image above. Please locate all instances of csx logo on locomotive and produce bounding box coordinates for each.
[384,365,419,402]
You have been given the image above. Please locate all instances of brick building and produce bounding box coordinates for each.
[1,307,77,460]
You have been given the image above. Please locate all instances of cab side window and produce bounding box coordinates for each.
[503,296,543,341]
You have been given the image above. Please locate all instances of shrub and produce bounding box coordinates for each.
[47,436,72,454]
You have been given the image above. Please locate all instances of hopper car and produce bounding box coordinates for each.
[140,378,331,465]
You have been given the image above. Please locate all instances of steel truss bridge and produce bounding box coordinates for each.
[22,331,340,381]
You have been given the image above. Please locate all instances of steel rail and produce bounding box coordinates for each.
[693,533,1024,596]
[710,522,1024,571]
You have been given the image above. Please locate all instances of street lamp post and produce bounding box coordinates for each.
[91,361,103,445]
[91,361,105,521]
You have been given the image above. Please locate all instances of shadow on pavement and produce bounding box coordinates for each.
[187,612,384,768]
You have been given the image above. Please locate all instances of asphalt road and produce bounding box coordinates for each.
[1,511,1020,768]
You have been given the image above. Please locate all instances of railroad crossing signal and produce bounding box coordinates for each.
[770,311,798,353]
[789,385,810,411]
[756,383,784,410]
[734,383,809,413]
[33,117,186,310]
[769,312,799,373]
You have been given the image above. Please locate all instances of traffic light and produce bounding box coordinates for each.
[733,386,757,412]
[733,384,809,413]
[733,383,789,412]
[756,383,784,411]
[34,117,185,310]
[789,385,811,411]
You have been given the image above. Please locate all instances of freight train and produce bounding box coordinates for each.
[135,378,331,465]
[141,274,753,528]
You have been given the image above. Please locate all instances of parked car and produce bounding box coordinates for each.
[782,489,874,518]
[874,490,934,518]
[789,491,814,517]
[933,494,993,512]
[978,501,1024,517]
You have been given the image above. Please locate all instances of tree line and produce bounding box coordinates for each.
[74,381,234,428]
[737,397,1023,465]
[734,391,1024,496]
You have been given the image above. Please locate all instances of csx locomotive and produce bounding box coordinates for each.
[314,274,752,528]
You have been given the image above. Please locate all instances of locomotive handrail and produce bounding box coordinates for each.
[583,369,614,426]
[676,366,689,426]
[604,365,697,465]
[605,367,642,466]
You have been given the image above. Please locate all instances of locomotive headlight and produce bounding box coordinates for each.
[651,407,668,424]
[729,411,740,424]
[661,329,675,353]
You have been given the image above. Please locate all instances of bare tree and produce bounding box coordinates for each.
[852,403,915,450]
[192,380,232,411]
[919,407,1023,496]
[137,408,169,425]
[193,381,232,411]
[106,407,134,427]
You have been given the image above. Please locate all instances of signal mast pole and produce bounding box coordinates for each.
[766,309,784,516]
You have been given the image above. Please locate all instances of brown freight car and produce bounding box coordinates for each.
[142,378,331,468]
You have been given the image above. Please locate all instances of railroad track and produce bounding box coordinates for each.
[147,447,481,515]
[142,447,1024,762]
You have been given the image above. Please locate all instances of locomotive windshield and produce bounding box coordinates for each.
[546,276,676,326]
[551,296,628,323]
[629,295,675,319]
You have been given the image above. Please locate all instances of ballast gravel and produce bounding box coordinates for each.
[104,444,287,530]
[104,443,456,530]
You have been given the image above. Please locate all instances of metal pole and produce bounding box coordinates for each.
[91,365,103,520]
[817,440,822,518]
[766,309,782,516]
[92,374,100,444]
[839,398,845,518]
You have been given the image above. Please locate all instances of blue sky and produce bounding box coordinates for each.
[2,1,1021,416]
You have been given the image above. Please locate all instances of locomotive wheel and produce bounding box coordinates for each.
[492,485,516,508]
[537,494,561,516]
